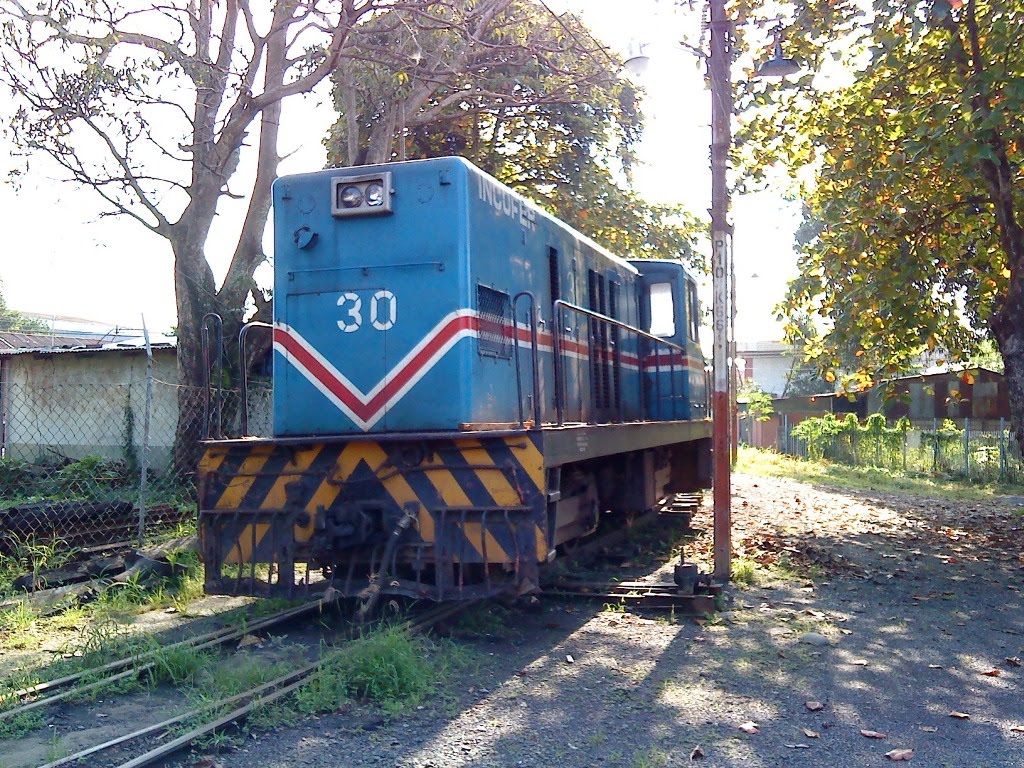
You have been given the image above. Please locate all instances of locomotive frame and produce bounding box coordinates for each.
[197,157,712,602]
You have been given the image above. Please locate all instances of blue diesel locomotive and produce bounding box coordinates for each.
[198,156,712,600]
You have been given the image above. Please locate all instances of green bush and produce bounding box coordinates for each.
[791,413,910,466]
[55,456,130,500]
[0,458,33,498]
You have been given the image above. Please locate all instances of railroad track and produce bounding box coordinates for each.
[32,600,470,768]
[6,493,707,766]
[1,596,335,721]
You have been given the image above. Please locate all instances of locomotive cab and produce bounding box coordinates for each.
[631,260,708,421]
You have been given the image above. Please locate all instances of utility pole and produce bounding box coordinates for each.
[709,0,733,582]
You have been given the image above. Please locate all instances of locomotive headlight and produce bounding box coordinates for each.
[339,185,363,208]
[331,172,393,217]
[365,182,385,207]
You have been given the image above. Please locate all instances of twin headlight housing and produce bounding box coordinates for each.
[331,172,394,217]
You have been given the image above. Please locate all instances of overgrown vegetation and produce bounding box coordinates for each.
[0,453,191,509]
[296,627,432,714]
[790,413,911,463]
[781,411,1021,483]
[196,627,473,743]
[737,445,1019,500]
[0,534,204,651]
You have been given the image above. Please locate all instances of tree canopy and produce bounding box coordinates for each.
[734,0,1024,439]
[324,0,702,265]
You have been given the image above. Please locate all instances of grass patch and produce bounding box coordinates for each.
[0,707,47,740]
[451,604,511,638]
[296,627,431,714]
[253,625,477,732]
[736,446,1020,500]
[730,558,759,587]
[0,539,206,652]
[631,747,670,768]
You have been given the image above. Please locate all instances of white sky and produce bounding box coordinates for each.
[0,0,799,342]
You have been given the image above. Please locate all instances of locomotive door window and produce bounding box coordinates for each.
[687,279,700,341]
[648,282,676,337]
[587,269,613,422]
[608,279,622,418]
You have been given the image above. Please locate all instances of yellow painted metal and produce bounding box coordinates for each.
[205,435,548,566]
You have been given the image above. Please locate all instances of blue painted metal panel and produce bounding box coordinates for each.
[270,157,706,438]
[273,158,469,435]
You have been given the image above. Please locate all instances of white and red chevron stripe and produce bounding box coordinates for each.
[275,310,701,431]
[274,310,478,431]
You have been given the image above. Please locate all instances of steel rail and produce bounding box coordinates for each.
[37,601,471,768]
[4,596,335,717]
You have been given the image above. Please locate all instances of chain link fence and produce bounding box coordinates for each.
[776,415,1024,484]
[0,376,271,556]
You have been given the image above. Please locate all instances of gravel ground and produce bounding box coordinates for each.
[166,473,1022,767]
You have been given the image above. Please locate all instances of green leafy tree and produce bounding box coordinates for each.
[325,0,702,264]
[741,386,775,421]
[734,0,1024,443]
[0,283,45,332]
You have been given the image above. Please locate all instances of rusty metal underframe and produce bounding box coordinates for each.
[543,580,722,614]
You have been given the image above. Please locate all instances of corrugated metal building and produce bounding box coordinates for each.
[0,333,178,465]
[867,368,1008,429]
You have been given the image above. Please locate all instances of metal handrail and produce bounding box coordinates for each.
[239,321,274,436]
[554,300,687,352]
[201,313,223,439]
[553,299,688,426]
[511,291,541,428]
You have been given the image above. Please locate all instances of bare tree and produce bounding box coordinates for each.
[1,0,425,469]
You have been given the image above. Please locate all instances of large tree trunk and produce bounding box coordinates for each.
[993,319,1024,452]
[171,231,219,481]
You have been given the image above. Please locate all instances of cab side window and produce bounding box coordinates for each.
[649,282,676,337]
[688,280,700,341]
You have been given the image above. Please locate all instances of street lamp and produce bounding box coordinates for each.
[755,26,801,79]
[626,6,800,583]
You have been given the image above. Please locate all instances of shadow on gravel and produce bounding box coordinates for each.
[196,480,1024,768]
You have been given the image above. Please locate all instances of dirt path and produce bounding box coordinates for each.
[160,474,1022,767]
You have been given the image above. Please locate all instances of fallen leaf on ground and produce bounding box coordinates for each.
[949,711,971,720]
[802,728,819,738]
[805,700,825,711]
[690,745,705,760]
[885,748,914,761]
[861,730,888,739]
[737,721,760,734]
